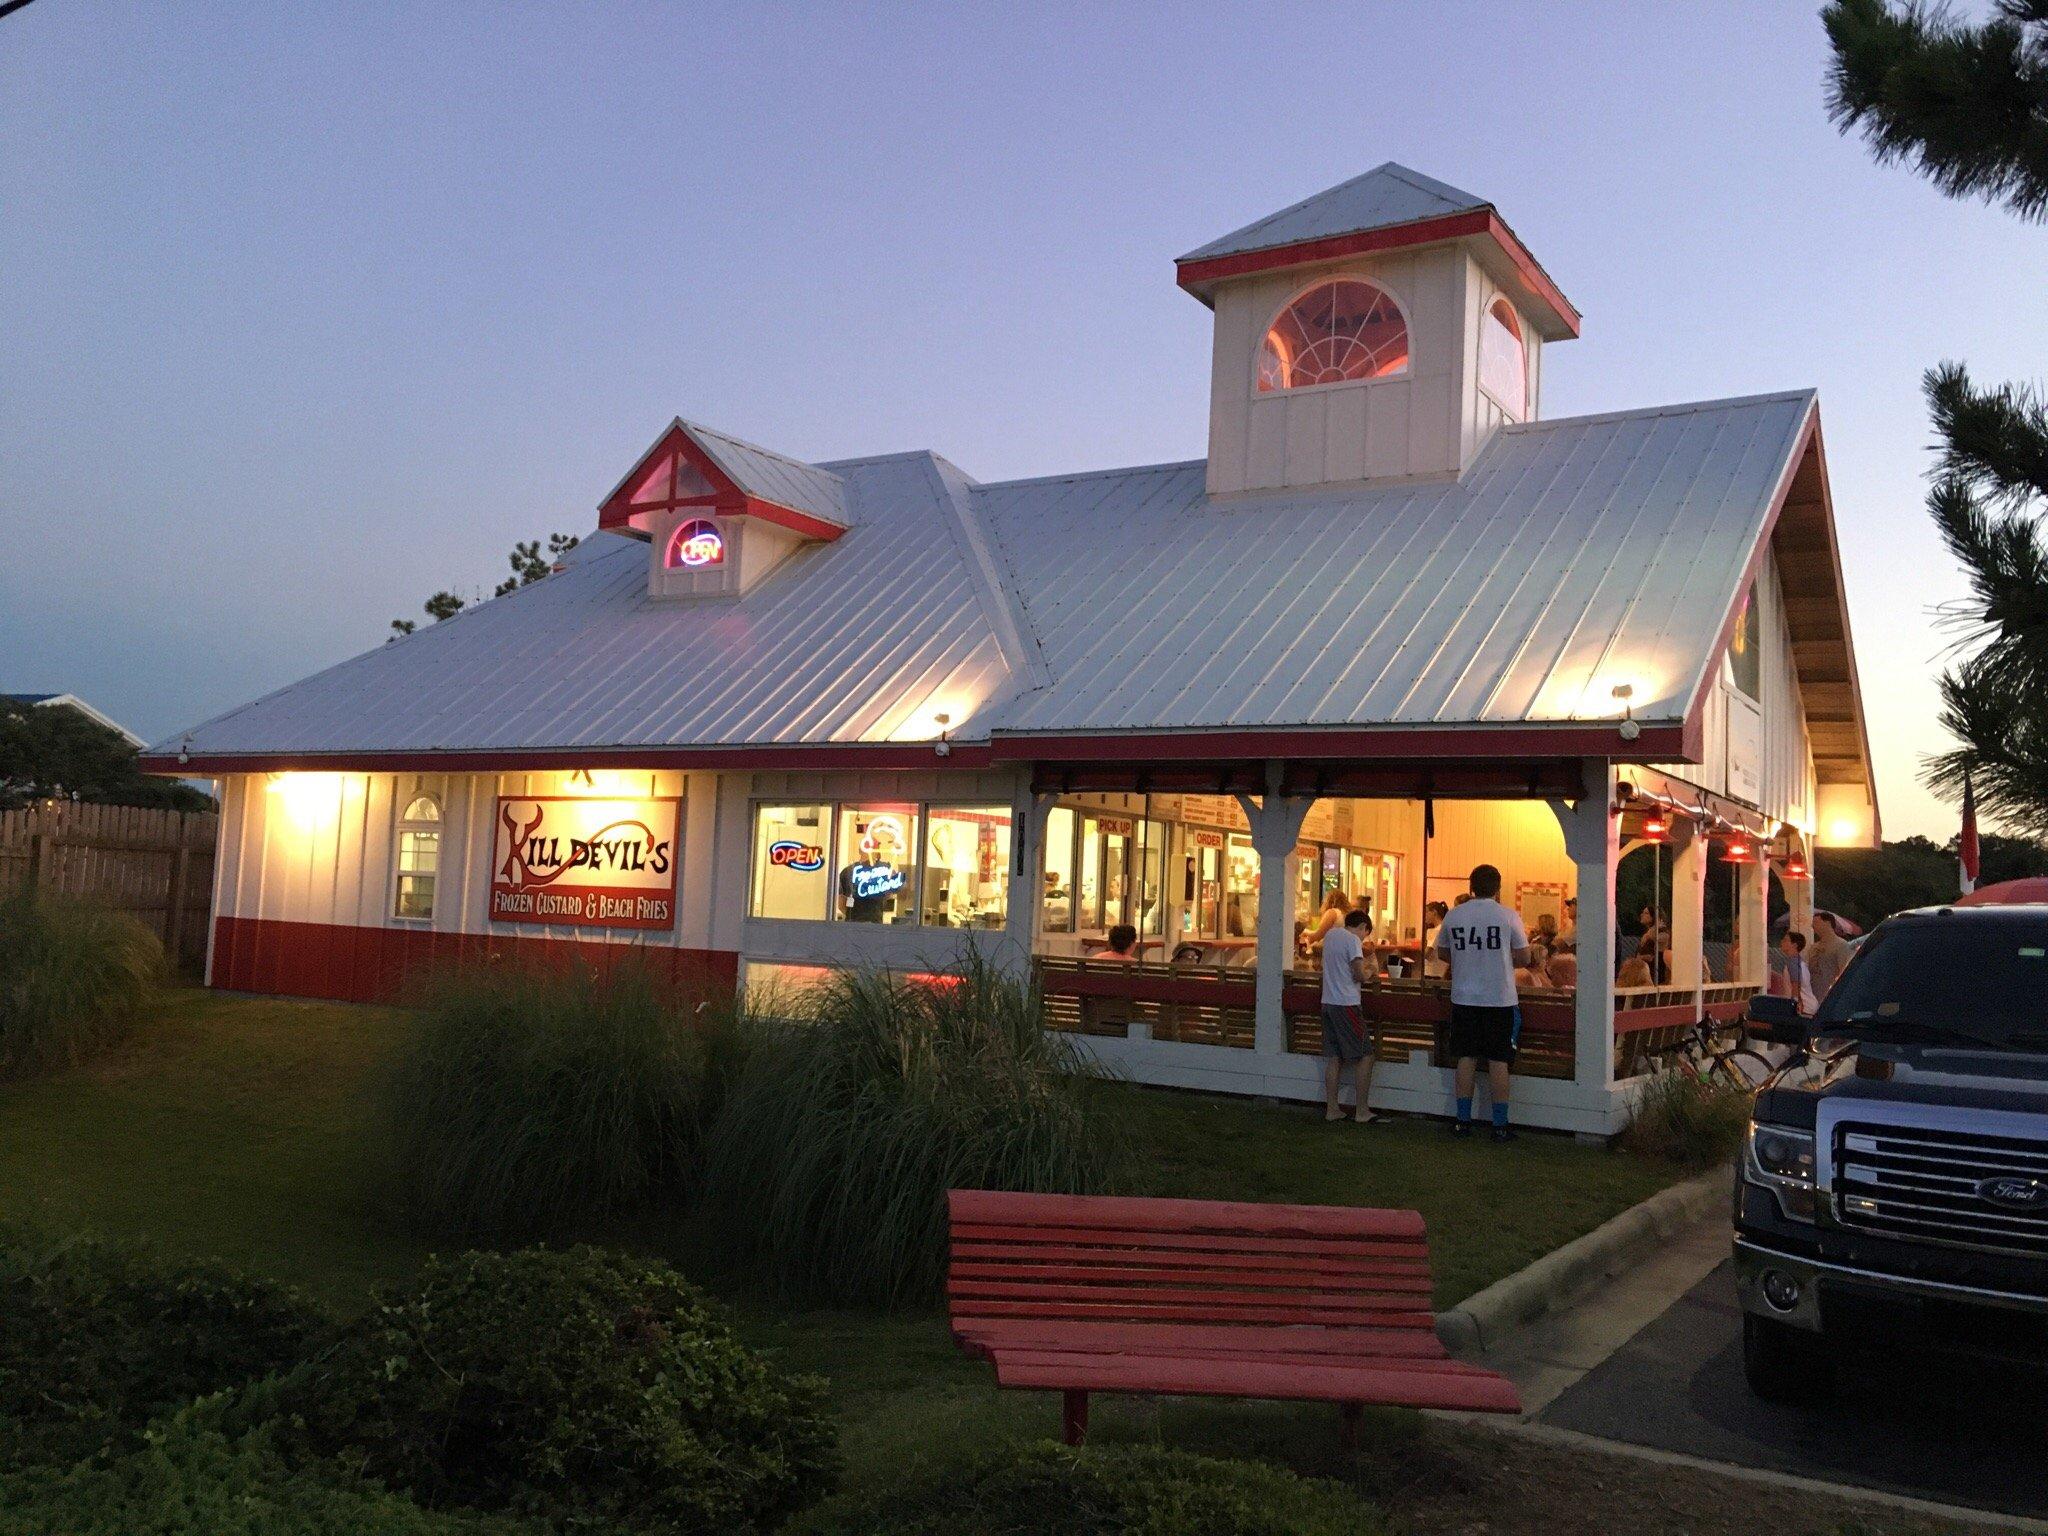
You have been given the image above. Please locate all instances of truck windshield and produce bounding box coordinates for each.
[1814,916,2048,1044]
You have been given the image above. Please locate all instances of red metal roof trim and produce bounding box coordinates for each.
[596,422,847,541]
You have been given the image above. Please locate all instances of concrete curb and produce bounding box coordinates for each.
[1436,1165,1731,1356]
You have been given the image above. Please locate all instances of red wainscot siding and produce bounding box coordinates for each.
[209,916,740,1008]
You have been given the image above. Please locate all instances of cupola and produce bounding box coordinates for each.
[1178,163,1580,496]
[598,419,849,599]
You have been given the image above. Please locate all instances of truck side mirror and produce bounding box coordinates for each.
[1745,993,1806,1046]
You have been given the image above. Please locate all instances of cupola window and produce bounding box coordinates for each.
[1477,299,1526,419]
[1256,279,1410,393]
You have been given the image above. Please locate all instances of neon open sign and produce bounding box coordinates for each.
[666,518,725,569]
[768,839,825,872]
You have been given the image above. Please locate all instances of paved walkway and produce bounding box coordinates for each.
[1475,1211,2048,1522]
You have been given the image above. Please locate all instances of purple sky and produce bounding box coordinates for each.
[6,1,2042,842]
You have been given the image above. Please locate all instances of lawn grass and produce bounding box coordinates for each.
[0,989,1684,1496]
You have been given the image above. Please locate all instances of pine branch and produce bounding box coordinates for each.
[1824,0,2048,222]
[1927,361,2048,506]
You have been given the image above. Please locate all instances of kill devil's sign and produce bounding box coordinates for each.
[489,795,681,930]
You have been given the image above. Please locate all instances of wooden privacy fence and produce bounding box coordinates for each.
[0,803,218,973]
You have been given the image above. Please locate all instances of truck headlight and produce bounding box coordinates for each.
[1746,1121,1817,1222]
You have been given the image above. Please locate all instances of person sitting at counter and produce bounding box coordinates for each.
[1308,889,1350,951]
[1099,924,1139,964]
[1547,945,1579,990]
[1516,944,1551,991]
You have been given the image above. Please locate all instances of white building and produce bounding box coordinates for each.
[146,164,1877,1137]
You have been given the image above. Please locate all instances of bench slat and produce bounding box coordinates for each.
[949,1277,1432,1309]
[952,1318,1449,1360]
[953,1241,1432,1278]
[951,1260,1434,1294]
[948,1190,1427,1240]
[989,1351,1522,1414]
[951,1298,1436,1327]
[951,1222,1427,1261]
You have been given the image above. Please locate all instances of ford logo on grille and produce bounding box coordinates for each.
[1978,1176,2048,1210]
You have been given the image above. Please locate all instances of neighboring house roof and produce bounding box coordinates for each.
[145,389,1871,800]
[1178,163,1488,264]
[6,692,146,748]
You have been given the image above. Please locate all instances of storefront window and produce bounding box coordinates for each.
[922,807,1010,929]
[393,793,440,920]
[750,804,833,921]
[1042,807,1075,932]
[1224,835,1259,937]
[1187,829,1225,937]
[1133,818,1165,937]
[835,803,916,924]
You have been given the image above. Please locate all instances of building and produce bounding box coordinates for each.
[143,164,1877,1137]
[6,693,147,748]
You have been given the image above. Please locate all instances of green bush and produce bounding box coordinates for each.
[704,953,1123,1306]
[0,1231,327,1472]
[793,1443,1383,1536]
[0,1423,534,1536]
[1621,1069,1752,1168]
[387,961,736,1239]
[268,1245,836,1535]
[0,891,162,1076]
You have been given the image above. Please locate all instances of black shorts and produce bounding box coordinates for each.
[1448,1004,1518,1065]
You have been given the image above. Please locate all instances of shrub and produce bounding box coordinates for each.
[268,1245,836,1535]
[0,1423,535,1536]
[0,891,162,1076]
[386,961,734,1239]
[1621,1070,1752,1168]
[704,952,1123,1306]
[0,1231,327,1472]
[793,1442,1383,1536]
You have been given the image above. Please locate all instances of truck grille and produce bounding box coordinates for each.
[1835,1122,2048,1257]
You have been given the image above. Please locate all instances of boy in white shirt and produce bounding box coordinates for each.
[1320,909,1377,1124]
[1432,864,1531,1142]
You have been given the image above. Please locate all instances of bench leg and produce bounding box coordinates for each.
[1339,1402,1363,1451]
[1062,1389,1089,1446]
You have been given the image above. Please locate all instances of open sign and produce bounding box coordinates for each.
[667,517,726,569]
[769,839,825,872]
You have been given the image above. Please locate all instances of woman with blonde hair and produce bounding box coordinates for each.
[1617,955,1654,989]
[1308,888,1350,952]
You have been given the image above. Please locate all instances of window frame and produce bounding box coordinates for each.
[1476,297,1527,420]
[748,801,836,923]
[745,797,1021,932]
[1254,276,1415,398]
[919,803,1016,931]
[390,787,443,924]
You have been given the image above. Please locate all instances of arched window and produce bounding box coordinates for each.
[393,792,441,920]
[665,517,726,570]
[1256,279,1410,393]
[1477,299,1526,419]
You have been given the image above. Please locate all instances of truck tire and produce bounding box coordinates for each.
[1742,1313,1832,1403]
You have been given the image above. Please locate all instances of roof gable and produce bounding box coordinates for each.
[597,420,848,540]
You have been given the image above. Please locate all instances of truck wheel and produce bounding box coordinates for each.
[1742,1313,1832,1403]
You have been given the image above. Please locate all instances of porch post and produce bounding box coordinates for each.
[1236,764,1311,1060]
[1669,820,1706,1002]
[1737,841,1770,988]
[1550,762,1617,1092]
[1786,831,1814,939]
[1003,784,1052,974]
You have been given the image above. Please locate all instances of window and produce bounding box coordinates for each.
[393,793,440,920]
[835,803,917,924]
[1728,581,1761,700]
[921,807,1011,929]
[1224,835,1260,937]
[1042,807,1076,932]
[751,804,833,921]
[1477,299,1526,419]
[665,516,726,569]
[1256,279,1410,393]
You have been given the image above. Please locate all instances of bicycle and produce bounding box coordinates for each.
[1667,1016,1778,1092]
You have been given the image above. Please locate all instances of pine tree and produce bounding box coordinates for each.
[1825,0,2048,834]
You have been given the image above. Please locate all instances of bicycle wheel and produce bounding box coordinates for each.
[1713,1048,1776,1092]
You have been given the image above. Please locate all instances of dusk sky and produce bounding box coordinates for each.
[6,1,2043,842]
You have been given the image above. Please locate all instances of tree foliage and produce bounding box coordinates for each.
[1815,831,2048,928]
[389,533,579,639]
[0,701,211,812]
[1824,0,2048,223]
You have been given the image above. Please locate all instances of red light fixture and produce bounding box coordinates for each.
[1722,835,1756,865]
[1641,813,1669,845]
[1780,854,1810,881]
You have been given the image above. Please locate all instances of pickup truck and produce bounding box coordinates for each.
[1734,904,2048,1401]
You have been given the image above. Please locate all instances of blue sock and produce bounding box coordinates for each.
[1492,1102,1510,1128]
[1456,1096,1473,1124]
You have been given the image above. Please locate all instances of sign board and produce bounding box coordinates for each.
[490,795,681,930]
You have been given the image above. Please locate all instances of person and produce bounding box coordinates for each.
[1320,908,1379,1124]
[1558,896,1578,946]
[1433,865,1531,1142]
[1308,889,1350,952]
[1616,955,1654,988]
[839,842,901,922]
[1808,911,1853,999]
[1100,923,1139,963]
[1535,912,1560,949]
[1547,946,1579,990]
[1516,943,1551,990]
[1420,901,1450,978]
[1772,930,1819,1013]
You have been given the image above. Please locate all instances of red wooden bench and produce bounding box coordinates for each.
[946,1189,1520,1445]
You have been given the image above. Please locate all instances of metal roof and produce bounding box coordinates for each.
[1179,163,1488,264]
[681,419,849,527]
[151,392,1828,767]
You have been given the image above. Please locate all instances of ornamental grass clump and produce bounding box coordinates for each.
[704,952,1123,1306]
[0,891,163,1077]
[386,961,738,1240]
[1621,1068,1752,1169]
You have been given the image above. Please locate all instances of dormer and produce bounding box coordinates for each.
[1178,164,1581,496]
[598,419,849,599]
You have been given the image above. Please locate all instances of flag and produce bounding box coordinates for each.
[1960,775,1980,895]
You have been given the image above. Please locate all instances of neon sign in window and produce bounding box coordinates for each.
[666,517,725,569]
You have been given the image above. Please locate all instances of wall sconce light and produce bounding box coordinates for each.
[1722,835,1756,865]
[1641,811,1669,844]
[934,712,952,758]
[1612,683,1641,743]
